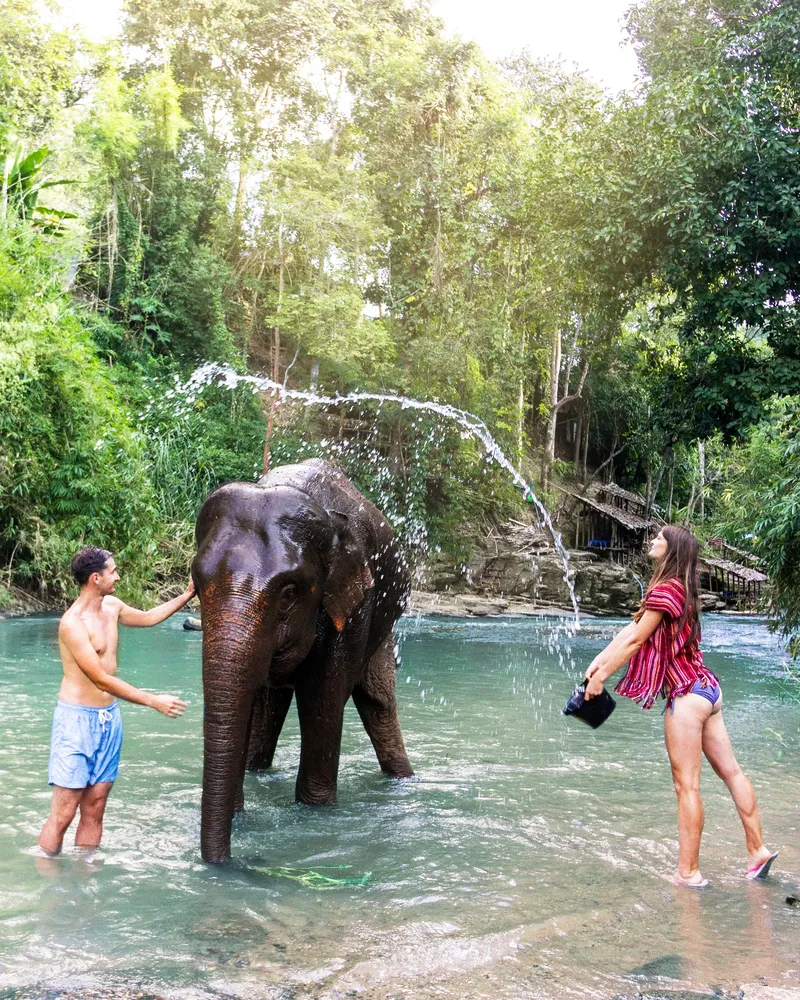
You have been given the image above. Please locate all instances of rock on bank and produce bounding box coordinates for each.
[415,524,642,617]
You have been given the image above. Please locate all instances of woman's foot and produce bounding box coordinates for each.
[746,849,779,880]
[667,870,709,888]
[748,846,774,870]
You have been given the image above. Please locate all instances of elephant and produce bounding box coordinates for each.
[191,458,414,862]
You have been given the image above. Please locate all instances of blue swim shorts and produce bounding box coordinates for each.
[48,700,123,788]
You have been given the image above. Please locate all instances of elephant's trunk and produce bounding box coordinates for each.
[200,597,272,863]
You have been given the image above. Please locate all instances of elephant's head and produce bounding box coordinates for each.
[191,483,374,862]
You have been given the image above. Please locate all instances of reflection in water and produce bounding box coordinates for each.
[672,879,783,985]
[0,613,797,998]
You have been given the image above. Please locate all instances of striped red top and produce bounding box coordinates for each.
[615,577,717,710]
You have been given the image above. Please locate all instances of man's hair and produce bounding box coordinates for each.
[71,547,113,586]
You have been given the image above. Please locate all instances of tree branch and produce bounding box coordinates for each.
[592,439,625,480]
[553,359,589,412]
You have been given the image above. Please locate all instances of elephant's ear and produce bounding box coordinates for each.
[323,511,375,632]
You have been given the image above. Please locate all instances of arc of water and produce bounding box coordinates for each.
[182,362,579,622]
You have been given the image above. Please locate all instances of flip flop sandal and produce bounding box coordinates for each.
[746,851,779,880]
[666,874,710,889]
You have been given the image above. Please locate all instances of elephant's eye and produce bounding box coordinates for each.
[279,583,299,606]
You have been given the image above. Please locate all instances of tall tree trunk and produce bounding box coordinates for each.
[667,452,675,520]
[573,405,583,469]
[581,409,590,484]
[542,325,589,490]
[107,178,119,307]
[517,328,525,468]
[262,224,285,475]
[247,255,268,362]
[685,480,697,525]
[646,443,673,519]
[541,329,562,489]
[231,158,250,260]
[698,439,706,521]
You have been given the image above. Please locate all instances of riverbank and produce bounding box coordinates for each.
[409,589,575,617]
[0,573,744,623]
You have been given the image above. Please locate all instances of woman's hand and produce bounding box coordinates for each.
[583,658,604,699]
[584,672,605,701]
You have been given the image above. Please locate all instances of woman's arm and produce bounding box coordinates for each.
[583,609,665,699]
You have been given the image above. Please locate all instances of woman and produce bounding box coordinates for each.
[584,525,777,887]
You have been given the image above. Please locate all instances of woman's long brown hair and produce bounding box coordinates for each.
[636,525,702,649]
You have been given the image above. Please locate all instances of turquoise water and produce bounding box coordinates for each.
[0,612,798,998]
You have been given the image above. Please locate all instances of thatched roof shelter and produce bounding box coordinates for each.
[595,483,648,511]
[560,487,652,531]
[699,555,767,606]
[699,556,767,585]
[557,483,659,564]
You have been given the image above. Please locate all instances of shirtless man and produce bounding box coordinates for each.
[37,546,195,856]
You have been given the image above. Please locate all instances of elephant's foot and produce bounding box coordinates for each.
[245,751,275,772]
[379,755,414,779]
[295,778,337,805]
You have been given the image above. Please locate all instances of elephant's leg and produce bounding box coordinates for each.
[293,670,347,805]
[352,637,414,779]
[246,686,294,771]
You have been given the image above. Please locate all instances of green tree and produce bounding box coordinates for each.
[622,0,800,400]
[0,0,77,145]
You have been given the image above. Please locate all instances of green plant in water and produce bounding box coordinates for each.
[251,865,371,889]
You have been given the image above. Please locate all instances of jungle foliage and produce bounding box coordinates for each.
[0,0,798,646]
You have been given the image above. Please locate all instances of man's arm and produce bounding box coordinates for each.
[60,618,187,717]
[115,578,195,628]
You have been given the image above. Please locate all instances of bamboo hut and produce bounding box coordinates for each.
[560,483,660,565]
[698,556,767,607]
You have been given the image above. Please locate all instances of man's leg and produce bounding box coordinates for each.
[75,782,114,848]
[37,786,83,855]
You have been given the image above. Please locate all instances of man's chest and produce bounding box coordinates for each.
[81,611,119,660]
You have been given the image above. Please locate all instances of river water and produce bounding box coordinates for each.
[0,612,797,999]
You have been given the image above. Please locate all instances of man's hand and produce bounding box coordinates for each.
[118,577,196,627]
[150,694,188,718]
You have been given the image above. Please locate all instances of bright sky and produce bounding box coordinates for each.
[56,0,640,93]
[431,0,640,92]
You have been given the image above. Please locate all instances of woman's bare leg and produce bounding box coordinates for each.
[701,702,772,869]
[664,694,712,883]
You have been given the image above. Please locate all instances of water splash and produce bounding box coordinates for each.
[181,362,579,622]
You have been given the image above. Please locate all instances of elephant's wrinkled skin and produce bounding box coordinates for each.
[192,459,414,862]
